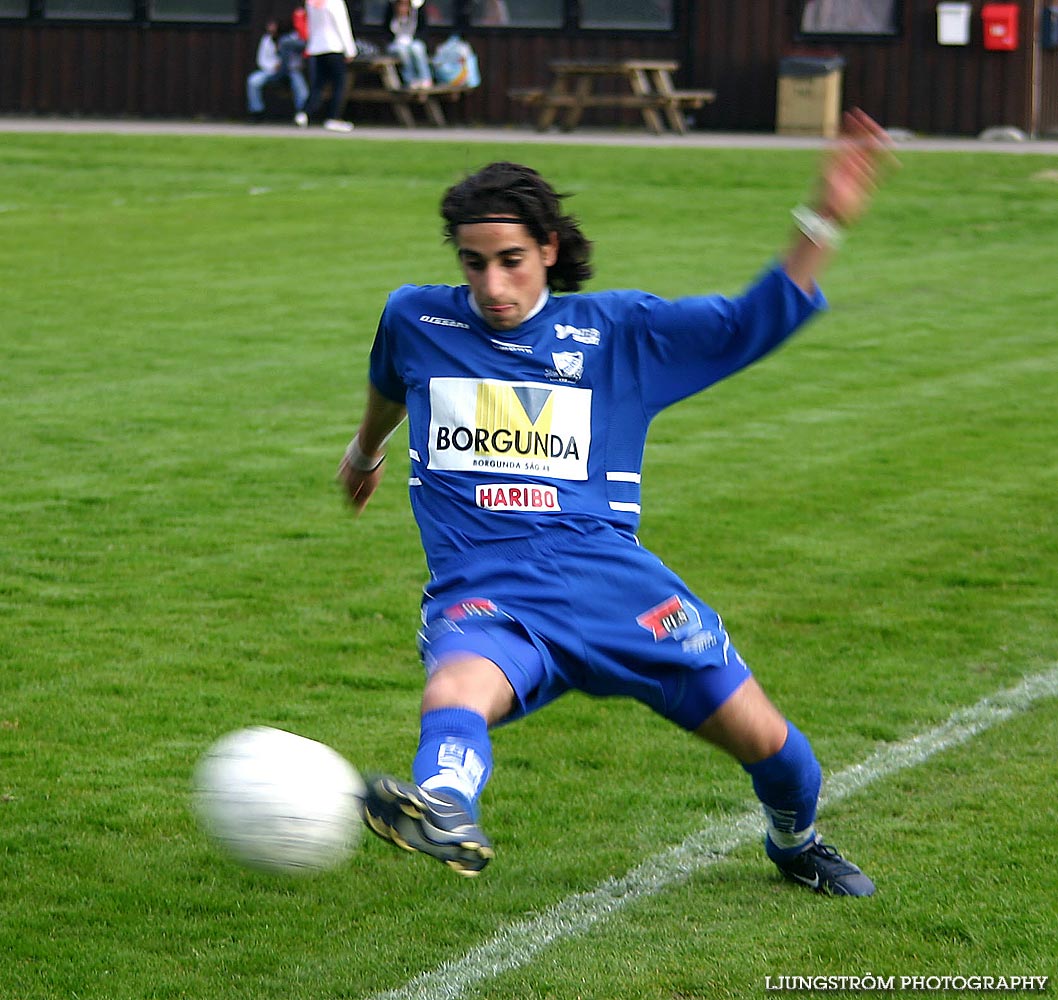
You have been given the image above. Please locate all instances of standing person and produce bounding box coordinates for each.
[297,0,357,132]
[339,111,894,895]
[247,17,309,120]
[384,0,432,89]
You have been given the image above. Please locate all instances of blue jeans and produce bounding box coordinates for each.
[387,38,432,86]
[304,52,349,121]
[246,68,309,113]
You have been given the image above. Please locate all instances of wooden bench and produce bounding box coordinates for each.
[509,60,715,135]
[345,56,468,127]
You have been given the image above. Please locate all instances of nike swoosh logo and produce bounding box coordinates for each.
[791,872,821,889]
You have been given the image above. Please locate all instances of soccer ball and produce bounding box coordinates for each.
[193,725,365,874]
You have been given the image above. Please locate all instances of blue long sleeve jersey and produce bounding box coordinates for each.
[368,263,825,574]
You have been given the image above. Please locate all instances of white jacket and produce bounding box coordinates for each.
[305,0,357,58]
[255,34,281,73]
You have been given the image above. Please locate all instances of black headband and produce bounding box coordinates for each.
[452,216,525,226]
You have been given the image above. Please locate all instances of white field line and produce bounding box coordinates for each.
[368,665,1058,1000]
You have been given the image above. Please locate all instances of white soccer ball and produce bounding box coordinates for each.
[193,725,365,874]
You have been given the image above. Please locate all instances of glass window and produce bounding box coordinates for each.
[148,0,237,21]
[799,0,899,37]
[363,0,454,27]
[470,0,562,29]
[421,0,454,25]
[44,0,132,17]
[580,0,672,31]
[0,0,29,14]
[361,0,386,24]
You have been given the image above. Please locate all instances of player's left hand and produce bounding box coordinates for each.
[815,108,898,226]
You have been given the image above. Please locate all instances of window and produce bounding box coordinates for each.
[358,0,673,32]
[580,0,671,31]
[362,0,454,27]
[0,0,29,13]
[148,0,237,21]
[799,0,900,37]
[44,0,132,17]
[470,0,561,29]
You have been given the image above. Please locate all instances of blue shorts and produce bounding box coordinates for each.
[418,522,752,731]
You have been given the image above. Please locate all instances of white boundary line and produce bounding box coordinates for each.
[368,665,1058,1000]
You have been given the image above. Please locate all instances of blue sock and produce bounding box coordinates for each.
[412,707,493,819]
[742,721,821,859]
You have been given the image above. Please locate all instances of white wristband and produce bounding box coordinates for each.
[792,204,844,250]
[343,434,386,472]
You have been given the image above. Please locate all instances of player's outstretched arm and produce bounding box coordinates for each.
[782,108,897,295]
[337,384,407,517]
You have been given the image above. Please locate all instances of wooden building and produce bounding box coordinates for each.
[1,1,1056,137]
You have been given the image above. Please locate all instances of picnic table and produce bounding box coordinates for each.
[345,55,467,128]
[509,59,715,135]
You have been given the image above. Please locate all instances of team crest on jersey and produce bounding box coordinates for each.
[636,595,703,642]
[548,350,584,382]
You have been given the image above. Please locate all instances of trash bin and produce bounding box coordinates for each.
[776,55,845,138]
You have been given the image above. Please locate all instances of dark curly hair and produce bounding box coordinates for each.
[440,161,593,293]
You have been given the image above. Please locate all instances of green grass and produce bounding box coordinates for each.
[1,132,1056,999]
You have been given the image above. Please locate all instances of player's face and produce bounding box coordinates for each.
[455,221,558,332]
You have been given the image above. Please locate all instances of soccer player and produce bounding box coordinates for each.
[339,109,893,895]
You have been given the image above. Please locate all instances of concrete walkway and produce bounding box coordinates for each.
[3,115,1058,154]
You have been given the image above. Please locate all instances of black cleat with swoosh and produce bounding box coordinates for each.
[768,834,875,896]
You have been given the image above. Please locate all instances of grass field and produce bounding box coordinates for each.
[1,130,1056,1000]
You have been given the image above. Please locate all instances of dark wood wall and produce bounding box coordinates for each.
[2,1,1056,136]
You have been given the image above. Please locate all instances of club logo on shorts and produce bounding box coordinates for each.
[445,598,498,620]
[636,595,703,642]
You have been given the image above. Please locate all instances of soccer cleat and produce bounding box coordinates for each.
[767,834,876,896]
[294,111,308,128]
[323,118,354,133]
[360,776,494,877]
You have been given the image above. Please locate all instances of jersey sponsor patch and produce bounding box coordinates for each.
[554,322,601,345]
[428,377,591,480]
[475,483,561,512]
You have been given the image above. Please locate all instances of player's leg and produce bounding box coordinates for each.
[561,534,875,895]
[361,611,556,876]
[694,677,875,896]
[361,652,510,876]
